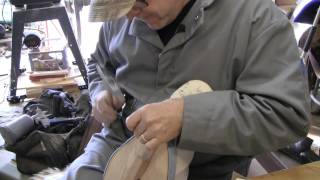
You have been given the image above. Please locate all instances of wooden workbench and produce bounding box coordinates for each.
[249,161,320,180]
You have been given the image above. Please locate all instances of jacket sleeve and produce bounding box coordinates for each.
[87,23,117,104]
[178,18,311,156]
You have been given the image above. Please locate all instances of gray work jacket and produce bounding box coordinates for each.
[87,0,310,178]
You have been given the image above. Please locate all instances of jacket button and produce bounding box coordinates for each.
[194,15,200,21]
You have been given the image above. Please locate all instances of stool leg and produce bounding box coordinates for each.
[74,0,82,45]
[58,9,88,86]
[9,12,24,98]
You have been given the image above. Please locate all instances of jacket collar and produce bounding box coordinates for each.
[128,18,164,49]
[128,0,216,50]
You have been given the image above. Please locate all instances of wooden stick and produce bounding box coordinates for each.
[39,74,82,83]
[16,75,81,90]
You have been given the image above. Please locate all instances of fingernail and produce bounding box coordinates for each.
[125,117,132,130]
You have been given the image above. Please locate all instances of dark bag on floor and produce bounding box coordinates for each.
[5,89,91,174]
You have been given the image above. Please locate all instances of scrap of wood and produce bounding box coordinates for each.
[39,74,82,83]
[29,70,69,81]
[17,77,77,90]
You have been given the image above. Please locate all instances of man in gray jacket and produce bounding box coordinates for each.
[65,0,310,179]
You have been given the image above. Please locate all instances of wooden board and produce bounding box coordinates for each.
[103,137,168,180]
[17,73,77,90]
[250,161,320,180]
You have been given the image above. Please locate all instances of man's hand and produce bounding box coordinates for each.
[92,90,124,126]
[126,98,184,152]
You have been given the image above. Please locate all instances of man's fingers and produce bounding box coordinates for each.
[103,91,113,106]
[145,138,161,151]
[134,121,146,137]
[97,100,117,116]
[139,134,148,144]
[92,106,106,123]
[112,95,124,110]
[94,105,117,120]
[95,98,118,122]
[138,128,154,144]
[97,94,112,112]
[95,93,108,113]
[126,109,142,131]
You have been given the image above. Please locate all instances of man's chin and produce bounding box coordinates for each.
[145,21,167,30]
[146,24,162,30]
[134,17,166,30]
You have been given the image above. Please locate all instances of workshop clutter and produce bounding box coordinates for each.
[8,2,88,104]
[20,41,83,99]
[28,46,68,70]
[0,89,91,174]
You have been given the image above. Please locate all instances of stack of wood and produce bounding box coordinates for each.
[18,72,82,98]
